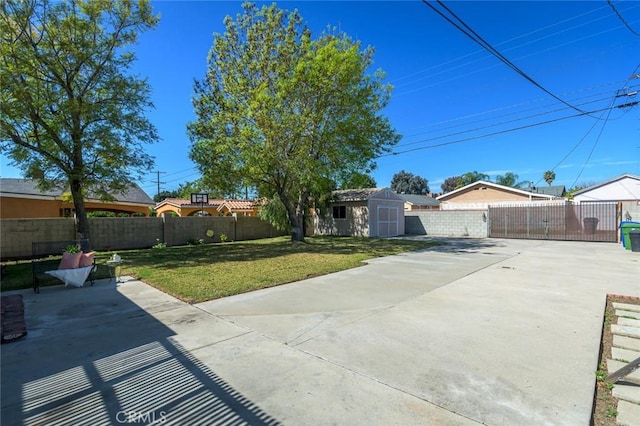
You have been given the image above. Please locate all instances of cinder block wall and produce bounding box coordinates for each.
[163,216,236,246]
[1,218,76,259]
[405,210,488,238]
[89,217,164,251]
[236,216,284,240]
[1,216,286,260]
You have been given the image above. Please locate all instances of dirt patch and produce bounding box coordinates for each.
[591,294,640,425]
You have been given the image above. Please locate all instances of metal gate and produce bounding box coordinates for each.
[488,202,619,242]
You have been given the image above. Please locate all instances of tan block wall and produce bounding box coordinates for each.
[235,215,283,240]
[88,217,164,251]
[1,218,76,259]
[163,216,236,246]
[0,216,286,260]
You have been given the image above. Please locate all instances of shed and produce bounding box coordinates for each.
[314,188,405,237]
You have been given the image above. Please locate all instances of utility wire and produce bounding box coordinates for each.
[399,79,630,136]
[396,94,624,149]
[392,2,614,85]
[568,104,615,189]
[379,102,637,158]
[422,0,591,116]
[607,0,640,36]
[399,85,636,143]
[534,64,640,188]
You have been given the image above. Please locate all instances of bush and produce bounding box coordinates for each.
[88,211,116,217]
[219,233,228,243]
[152,239,167,249]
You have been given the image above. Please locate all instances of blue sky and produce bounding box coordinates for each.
[2,1,639,197]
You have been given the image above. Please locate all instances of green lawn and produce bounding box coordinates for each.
[1,236,441,303]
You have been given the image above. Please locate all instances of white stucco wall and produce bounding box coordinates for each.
[574,176,640,202]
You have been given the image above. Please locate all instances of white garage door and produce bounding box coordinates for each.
[377,206,399,237]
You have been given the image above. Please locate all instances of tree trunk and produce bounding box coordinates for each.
[292,189,310,242]
[290,217,305,241]
[70,178,90,241]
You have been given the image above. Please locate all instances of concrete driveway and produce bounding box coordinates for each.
[2,238,639,425]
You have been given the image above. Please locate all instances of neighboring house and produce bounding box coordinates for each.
[437,180,558,210]
[395,193,440,211]
[155,198,262,217]
[314,188,405,237]
[531,185,566,197]
[572,174,640,203]
[0,178,154,218]
[155,198,224,217]
[217,199,263,217]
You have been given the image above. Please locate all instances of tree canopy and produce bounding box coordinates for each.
[495,172,527,189]
[543,170,556,186]
[0,0,159,238]
[188,2,399,240]
[390,170,429,194]
[441,176,461,193]
[459,171,490,187]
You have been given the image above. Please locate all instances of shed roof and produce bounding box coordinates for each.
[0,178,154,205]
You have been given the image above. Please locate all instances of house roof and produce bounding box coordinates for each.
[217,199,262,212]
[572,173,640,197]
[156,197,225,209]
[395,193,440,206]
[531,185,566,197]
[437,180,557,201]
[0,178,154,205]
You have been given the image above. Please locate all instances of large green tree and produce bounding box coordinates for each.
[188,2,399,241]
[0,0,159,239]
[390,170,429,194]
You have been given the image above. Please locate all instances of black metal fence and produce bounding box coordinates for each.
[488,202,619,242]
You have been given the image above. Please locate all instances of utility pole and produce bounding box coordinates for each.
[154,171,166,201]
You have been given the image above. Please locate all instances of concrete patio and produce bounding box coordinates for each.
[1,238,639,425]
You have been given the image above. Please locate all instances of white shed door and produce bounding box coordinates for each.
[377,206,398,237]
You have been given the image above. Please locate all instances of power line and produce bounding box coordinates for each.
[607,0,640,36]
[421,0,592,116]
[379,102,637,158]
[395,94,621,150]
[397,85,636,145]
[391,2,614,86]
[397,79,630,136]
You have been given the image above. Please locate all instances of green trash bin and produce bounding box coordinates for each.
[630,230,640,253]
[620,222,640,250]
